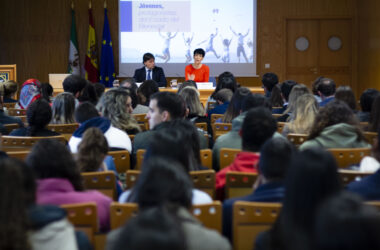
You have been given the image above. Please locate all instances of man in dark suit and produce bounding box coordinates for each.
[133,53,167,87]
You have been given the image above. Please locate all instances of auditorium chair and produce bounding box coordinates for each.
[327,148,371,169]
[47,123,79,141]
[3,123,20,134]
[212,123,232,139]
[233,201,282,250]
[210,113,224,124]
[364,131,378,145]
[125,170,140,190]
[287,133,309,147]
[3,102,16,109]
[219,148,241,170]
[7,108,26,116]
[189,170,216,199]
[1,135,66,152]
[108,150,130,174]
[195,122,208,132]
[207,101,217,111]
[277,122,286,133]
[135,149,146,170]
[338,169,371,187]
[132,114,149,131]
[225,172,258,199]
[81,171,117,200]
[7,150,29,160]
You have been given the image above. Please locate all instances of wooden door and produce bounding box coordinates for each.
[285,18,353,89]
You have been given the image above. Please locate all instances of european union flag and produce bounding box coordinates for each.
[100,8,115,87]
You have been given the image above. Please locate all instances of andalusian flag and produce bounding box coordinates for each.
[68,3,80,75]
[84,2,99,82]
[100,6,115,87]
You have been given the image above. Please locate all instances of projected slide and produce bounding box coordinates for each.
[119,0,257,77]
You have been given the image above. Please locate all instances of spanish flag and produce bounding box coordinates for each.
[84,2,99,82]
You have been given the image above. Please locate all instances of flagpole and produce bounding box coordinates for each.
[71,0,74,10]
[104,0,107,9]
[89,0,92,9]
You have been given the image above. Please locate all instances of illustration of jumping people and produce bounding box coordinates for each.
[230,26,249,63]
[220,35,232,63]
[183,33,194,63]
[156,30,177,63]
[198,28,220,59]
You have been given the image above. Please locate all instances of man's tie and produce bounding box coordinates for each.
[147,69,152,80]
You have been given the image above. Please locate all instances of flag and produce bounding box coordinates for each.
[84,4,99,82]
[68,6,80,75]
[100,7,115,87]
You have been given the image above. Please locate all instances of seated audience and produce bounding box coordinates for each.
[215,107,277,199]
[110,206,186,250]
[207,88,233,117]
[62,75,87,101]
[299,100,370,150]
[93,82,105,99]
[41,82,53,103]
[261,72,279,99]
[357,88,380,122]
[10,99,60,136]
[96,88,141,135]
[270,84,284,114]
[18,78,42,109]
[137,80,159,106]
[76,127,122,197]
[357,127,380,172]
[317,78,336,107]
[314,192,380,250]
[78,82,98,105]
[185,48,210,83]
[222,87,252,123]
[109,157,231,250]
[0,84,24,130]
[51,92,76,124]
[178,80,198,93]
[279,80,297,112]
[254,148,341,250]
[368,95,380,132]
[69,102,131,153]
[311,76,323,103]
[278,82,307,122]
[335,85,357,113]
[222,137,294,240]
[133,52,167,87]
[27,139,112,231]
[0,80,18,103]
[282,94,318,136]
[206,71,237,111]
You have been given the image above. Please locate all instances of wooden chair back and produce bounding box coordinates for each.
[136,149,146,170]
[7,150,29,160]
[132,114,149,131]
[189,170,216,199]
[61,202,98,243]
[328,148,372,169]
[3,102,16,109]
[191,201,222,233]
[277,122,286,133]
[47,123,79,141]
[272,113,282,119]
[7,108,26,116]
[364,132,378,145]
[338,169,371,187]
[225,172,258,199]
[125,170,141,190]
[110,202,138,229]
[129,134,135,143]
[212,123,232,139]
[3,123,19,134]
[207,101,217,111]
[200,149,212,169]
[210,113,224,124]
[219,148,241,170]
[18,116,27,123]
[360,122,369,130]
[195,122,208,132]
[81,171,117,200]
[1,135,66,152]
[108,150,130,174]
[365,201,380,211]
[287,133,309,147]
[233,201,282,250]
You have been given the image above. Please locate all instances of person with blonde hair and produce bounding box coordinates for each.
[97,88,141,135]
[278,84,310,122]
[282,94,318,136]
[51,92,76,124]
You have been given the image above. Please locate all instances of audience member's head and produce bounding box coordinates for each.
[317,78,336,98]
[214,88,233,104]
[312,76,324,96]
[110,206,186,250]
[129,157,193,210]
[261,72,279,93]
[241,93,271,112]
[308,100,364,141]
[74,101,99,124]
[269,84,284,107]
[137,80,159,106]
[0,80,18,99]
[360,88,380,113]
[178,80,197,93]
[51,92,76,124]
[27,139,83,191]
[212,71,237,99]
[19,78,42,109]
[178,86,204,117]
[0,158,31,250]
[241,107,277,152]
[41,82,53,103]
[97,88,140,133]
[93,82,105,99]
[120,78,137,89]
[258,137,295,183]
[76,127,108,172]
[280,80,297,102]
[315,192,380,250]
[26,99,52,136]
[288,94,319,134]
[335,85,357,111]
[147,92,185,129]
[223,87,252,123]
[78,82,98,105]
[284,83,310,115]
[62,75,87,98]
[369,95,380,132]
